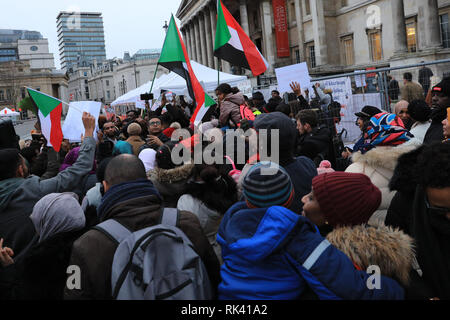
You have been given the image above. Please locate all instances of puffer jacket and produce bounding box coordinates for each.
[126,135,145,156]
[218,202,404,300]
[345,141,421,225]
[219,92,244,127]
[148,163,194,208]
[326,224,415,287]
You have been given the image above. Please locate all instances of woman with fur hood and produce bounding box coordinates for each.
[148,140,194,208]
[301,172,416,296]
[215,84,244,128]
[345,112,419,225]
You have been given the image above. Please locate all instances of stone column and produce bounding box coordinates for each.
[182,28,190,58]
[418,0,442,50]
[209,4,219,70]
[189,24,196,60]
[310,0,328,65]
[239,0,250,35]
[194,18,201,63]
[199,13,208,66]
[204,9,214,68]
[391,0,408,55]
[261,0,275,72]
[294,0,305,61]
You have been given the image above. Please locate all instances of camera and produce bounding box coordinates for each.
[140,93,154,101]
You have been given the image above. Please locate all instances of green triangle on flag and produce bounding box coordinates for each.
[158,15,187,64]
[27,88,62,117]
[205,93,216,107]
[214,0,232,51]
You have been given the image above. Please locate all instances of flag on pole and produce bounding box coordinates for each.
[214,0,269,76]
[158,15,216,125]
[27,88,63,152]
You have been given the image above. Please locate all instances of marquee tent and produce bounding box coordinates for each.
[0,107,20,117]
[111,60,247,107]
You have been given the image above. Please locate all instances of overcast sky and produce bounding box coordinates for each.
[1,0,182,68]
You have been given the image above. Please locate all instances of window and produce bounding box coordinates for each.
[306,42,316,68]
[295,49,300,63]
[21,87,26,98]
[107,91,111,99]
[105,80,109,86]
[30,46,38,51]
[84,79,88,84]
[84,72,87,77]
[6,89,11,101]
[406,18,417,52]
[440,14,450,48]
[368,30,382,61]
[0,90,4,101]
[340,0,348,8]
[305,0,311,16]
[341,35,354,66]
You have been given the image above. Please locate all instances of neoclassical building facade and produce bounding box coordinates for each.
[177,0,450,81]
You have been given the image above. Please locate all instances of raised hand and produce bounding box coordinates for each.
[290,82,302,97]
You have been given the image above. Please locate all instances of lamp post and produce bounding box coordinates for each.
[133,58,138,88]
[163,21,169,34]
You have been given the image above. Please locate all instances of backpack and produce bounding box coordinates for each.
[239,104,256,121]
[93,209,213,300]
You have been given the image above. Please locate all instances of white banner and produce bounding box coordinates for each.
[275,62,311,95]
[62,101,101,143]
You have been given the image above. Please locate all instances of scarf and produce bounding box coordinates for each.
[412,186,450,299]
[360,113,413,154]
[30,192,86,243]
[97,179,161,220]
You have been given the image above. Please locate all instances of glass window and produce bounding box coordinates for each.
[440,14,450,48]
[306,43,316,68]
[341,35,354,65]
[106,80,110,86]
[0,90,4,100]
[368,30,382,61]
[305,0,311,16]
[406,19,417,52]
[295,49,300,63]
[107,91,111,99]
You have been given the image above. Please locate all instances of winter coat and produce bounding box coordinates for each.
[423,107,447,144]
[219,92,244,128]
[326,224,415,287]
[400,81,425,103]
[138,132,170,152]
[126,135,145,156]
[177,194,223,263]
[218,202,404,300]
[64,189,221,300]
[0,137,96,261]
[405,121,431,146]
[148,163,194,208]
[345,141,421,225]
[296,125,332,164]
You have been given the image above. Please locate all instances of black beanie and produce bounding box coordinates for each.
[408,100,431,122]
[156,141,178,170]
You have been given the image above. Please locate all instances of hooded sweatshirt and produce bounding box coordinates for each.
[219,92,245,127]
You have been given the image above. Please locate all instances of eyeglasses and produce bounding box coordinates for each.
[149,121,161,126]
[425,196,450,216]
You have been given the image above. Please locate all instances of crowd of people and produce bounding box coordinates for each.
[0,72,449,300]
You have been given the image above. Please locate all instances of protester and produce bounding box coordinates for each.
[443,108,450,141]
[405,100,432,145]
[238,112,317,214]
[317,160,335,175]
[295,109,332,165]
[83,157,113,212]
[345,113,418,225]
[401,72,425,103]
[0,112,96,298]
[424,79,450,144]
[418,63,434,97]
[218,162,404,300]
[388,75,400,102]
[64,154,220,299]
[408,142,450,299]
[394,100,413,130]
[139,116,170,151]
[177,163,238,262]
[138,148,157,174]
[148,141,194,208]
[126,123,146,156]
[0,193,87,299]
[252,92,266,112]
[216,84,244,128]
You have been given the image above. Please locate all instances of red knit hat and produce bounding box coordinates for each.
[312,172,382,227]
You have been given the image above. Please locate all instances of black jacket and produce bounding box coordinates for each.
[296,125,331,165]
[423,107,446,144]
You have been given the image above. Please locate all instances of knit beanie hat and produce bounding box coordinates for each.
[312,172,381,227]
[408,100,431,122]
[317,160,335,175]
[127,123,142,136]
[242,161,295,208]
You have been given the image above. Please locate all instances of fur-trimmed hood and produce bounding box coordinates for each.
[350,141,422,171]
[326,224,415,286]
[148,163,194,183]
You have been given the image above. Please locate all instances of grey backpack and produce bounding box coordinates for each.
[94,208,213,300]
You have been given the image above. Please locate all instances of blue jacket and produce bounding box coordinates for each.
[218,202,405,300]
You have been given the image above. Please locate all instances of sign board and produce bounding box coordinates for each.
[275,62,311,96]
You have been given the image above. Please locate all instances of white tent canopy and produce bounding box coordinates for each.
[0,107,20,117]
[111,61,247,107]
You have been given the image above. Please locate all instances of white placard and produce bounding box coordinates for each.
[354,70,367,88]
[62,101,101,143]
[275,62,311,95]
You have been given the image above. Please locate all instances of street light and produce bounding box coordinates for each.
[163,21,169,34]
[132,58,138,88]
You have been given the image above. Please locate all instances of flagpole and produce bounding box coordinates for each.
[218,58,221,86]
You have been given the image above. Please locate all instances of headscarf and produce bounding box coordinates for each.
[30,192,86,243]
[360,113,413,154]
[138,148,157,173]
[112,141,133,156]
[59,146,97,174]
